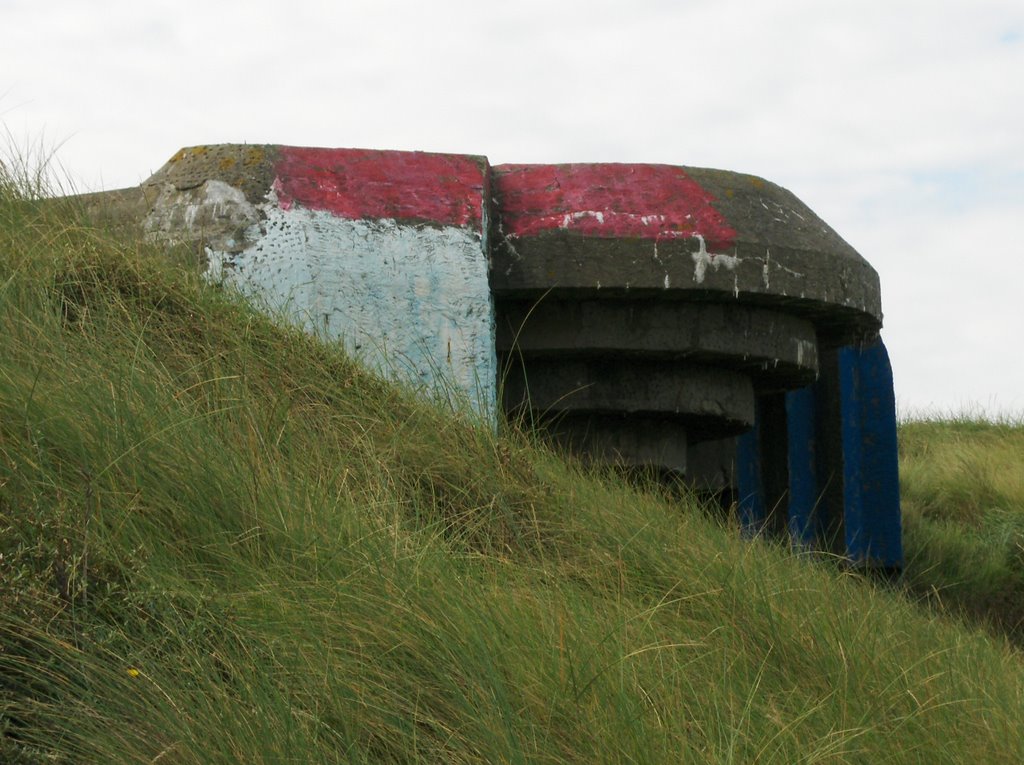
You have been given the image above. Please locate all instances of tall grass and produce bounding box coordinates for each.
[898,415,1024,641]
[2,162,1024,763]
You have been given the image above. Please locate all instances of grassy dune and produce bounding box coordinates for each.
[2,168,1023,763]
[899,416,1024,641]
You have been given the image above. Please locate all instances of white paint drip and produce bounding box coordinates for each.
[795,338,816,368]
[690,234,741,284]
[549,210,720,236]
[559,210,606,228]
[500,230,523,276]
[759,247,807,289]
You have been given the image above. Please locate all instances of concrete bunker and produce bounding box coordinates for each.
[75,145,904,570]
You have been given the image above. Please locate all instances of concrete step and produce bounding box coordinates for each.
[540,414,690,474]
[496,298,818,391]
[502,359,754,435]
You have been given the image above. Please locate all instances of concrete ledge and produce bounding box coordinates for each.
[490,163,882,342]
[502,360,754,435]
[543,414,689,473]
[497,299,818,390]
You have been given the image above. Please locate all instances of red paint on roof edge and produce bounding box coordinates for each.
[493,163,737,250]
[272,146,487,228]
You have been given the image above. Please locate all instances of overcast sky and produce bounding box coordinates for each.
[4,0,1023,418]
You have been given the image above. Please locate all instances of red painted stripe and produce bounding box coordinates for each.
[272,147,487,228]
[493,163,737,250]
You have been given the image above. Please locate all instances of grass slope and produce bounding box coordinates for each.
[2,171,1023,763]
[899,417,1024,642]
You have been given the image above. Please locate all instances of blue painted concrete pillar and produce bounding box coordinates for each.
[785,385,819,549]
[836,340,903,568]
[735,336,903,569]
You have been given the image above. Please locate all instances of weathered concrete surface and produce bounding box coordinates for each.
[210,208,495,412]
[71,145,282,249]
[488,161,888,475]
[502,360,754,436]
[145,178,265,255]
[542,414,689,473]
[85,144,498,419]
[70,147,893,481]
[496,299,818,390]
[146,144,279,202]
[685,436,738,492]
[490,163,882,343]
